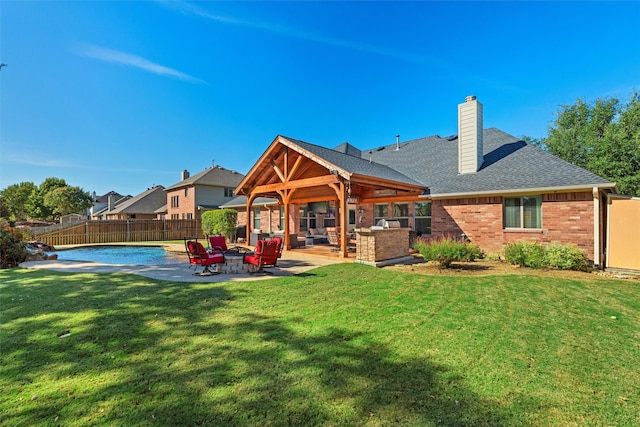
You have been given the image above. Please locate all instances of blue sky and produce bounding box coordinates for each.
[1,1,639,197]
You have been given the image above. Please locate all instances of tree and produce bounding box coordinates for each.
[202,209,238,241]
[43,186,93,218]
[0,182,37,220]
[541,93,640,196]
[26,177,68,220]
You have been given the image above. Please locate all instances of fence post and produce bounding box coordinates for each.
[85,221,88,244]
[127,220,130,242]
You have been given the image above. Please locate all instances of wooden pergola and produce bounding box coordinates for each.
[235,136,427,257]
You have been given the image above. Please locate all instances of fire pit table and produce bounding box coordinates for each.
[217,249,259,274]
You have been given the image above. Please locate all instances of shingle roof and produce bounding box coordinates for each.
[165,165,244,191]
[281,136,424,188]
[95,191,128,203]
[362,128,613,196]
[109,186,167,214]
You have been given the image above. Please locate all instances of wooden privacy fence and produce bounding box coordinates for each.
[33,219,204,246]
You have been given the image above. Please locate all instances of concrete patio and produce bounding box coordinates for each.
[20,250,346,283]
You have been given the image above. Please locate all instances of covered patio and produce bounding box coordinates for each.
[234,136,427,257]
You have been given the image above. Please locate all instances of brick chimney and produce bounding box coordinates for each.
[458,95,484,174]
[181,169,190,181]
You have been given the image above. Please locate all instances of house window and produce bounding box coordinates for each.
[186,213,193,220]
[171,195,179,208]
[504,196,542,229]
[185,188,189,197]
[348,209,356,227]
[414,201,432,236]
[374,203,388,225]
[393,203,409,228]
[224,187,234,198]
[253,207,261,231]
[171,214,179,220]
[299,206,316,232]
[324,208,336,228]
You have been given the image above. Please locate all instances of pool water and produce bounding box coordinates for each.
[54,246,186,265]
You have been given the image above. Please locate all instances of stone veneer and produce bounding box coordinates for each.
[355,228,411,266]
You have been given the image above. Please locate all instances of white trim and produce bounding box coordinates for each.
[424,183,617,200]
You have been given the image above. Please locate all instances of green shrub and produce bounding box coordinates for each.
[0,227,27,268]
[414,236,485,268]
[504,241,589,271]
[544,243,589,271]
[202,209,238,241]
[504,241,545,268]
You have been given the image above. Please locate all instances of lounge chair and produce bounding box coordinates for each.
[326,227,356,252]
[244,238,279,273]
[184,237,224,275]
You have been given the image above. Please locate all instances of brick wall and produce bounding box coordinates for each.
[432,192,596,260]
[234,204,300,236]
[432,197,504,253]
[165,187,197,219]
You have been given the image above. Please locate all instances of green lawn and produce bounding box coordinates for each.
[1,264,639,426]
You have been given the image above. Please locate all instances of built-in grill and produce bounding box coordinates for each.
[374,219,401,229]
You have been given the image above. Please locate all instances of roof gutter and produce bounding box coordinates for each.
[422,183,618,200]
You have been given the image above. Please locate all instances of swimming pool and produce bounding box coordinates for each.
[54,245,186,265]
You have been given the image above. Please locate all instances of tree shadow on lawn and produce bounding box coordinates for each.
[2,269,529,426]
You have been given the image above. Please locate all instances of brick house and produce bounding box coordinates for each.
[230,97,616,265]
[103,185,167,220]
[164,165,244,220]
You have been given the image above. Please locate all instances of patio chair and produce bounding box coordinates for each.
[326,228,340,252]
[270,236,283,258]
[326,228,356,252]
[208,235,228,252]
[244,238,279,273]
[184,237,224,275]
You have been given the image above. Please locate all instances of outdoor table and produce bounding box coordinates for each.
[217,250,259,274]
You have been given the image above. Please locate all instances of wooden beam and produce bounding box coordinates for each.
[359,194,427,204]
[287,155,304,181]
[252,174,341,194]
[339,180,347,258]
[271,159,285,182]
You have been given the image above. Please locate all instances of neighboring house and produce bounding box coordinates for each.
[164,165,245,220]
[59,213,85,224]
[103,185,167,220]
[232,96,616,265]
[89,191,129,219]
[91,193,132,220]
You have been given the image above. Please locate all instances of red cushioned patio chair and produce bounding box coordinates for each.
[270,236,283,258]
[244,238,279,273]
[208,235,228,253]
[184,237,224,275]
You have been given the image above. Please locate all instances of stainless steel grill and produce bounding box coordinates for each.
[375,219,401,229]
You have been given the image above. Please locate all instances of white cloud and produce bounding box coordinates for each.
[74,43,205,84]
[161,0,440,66]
